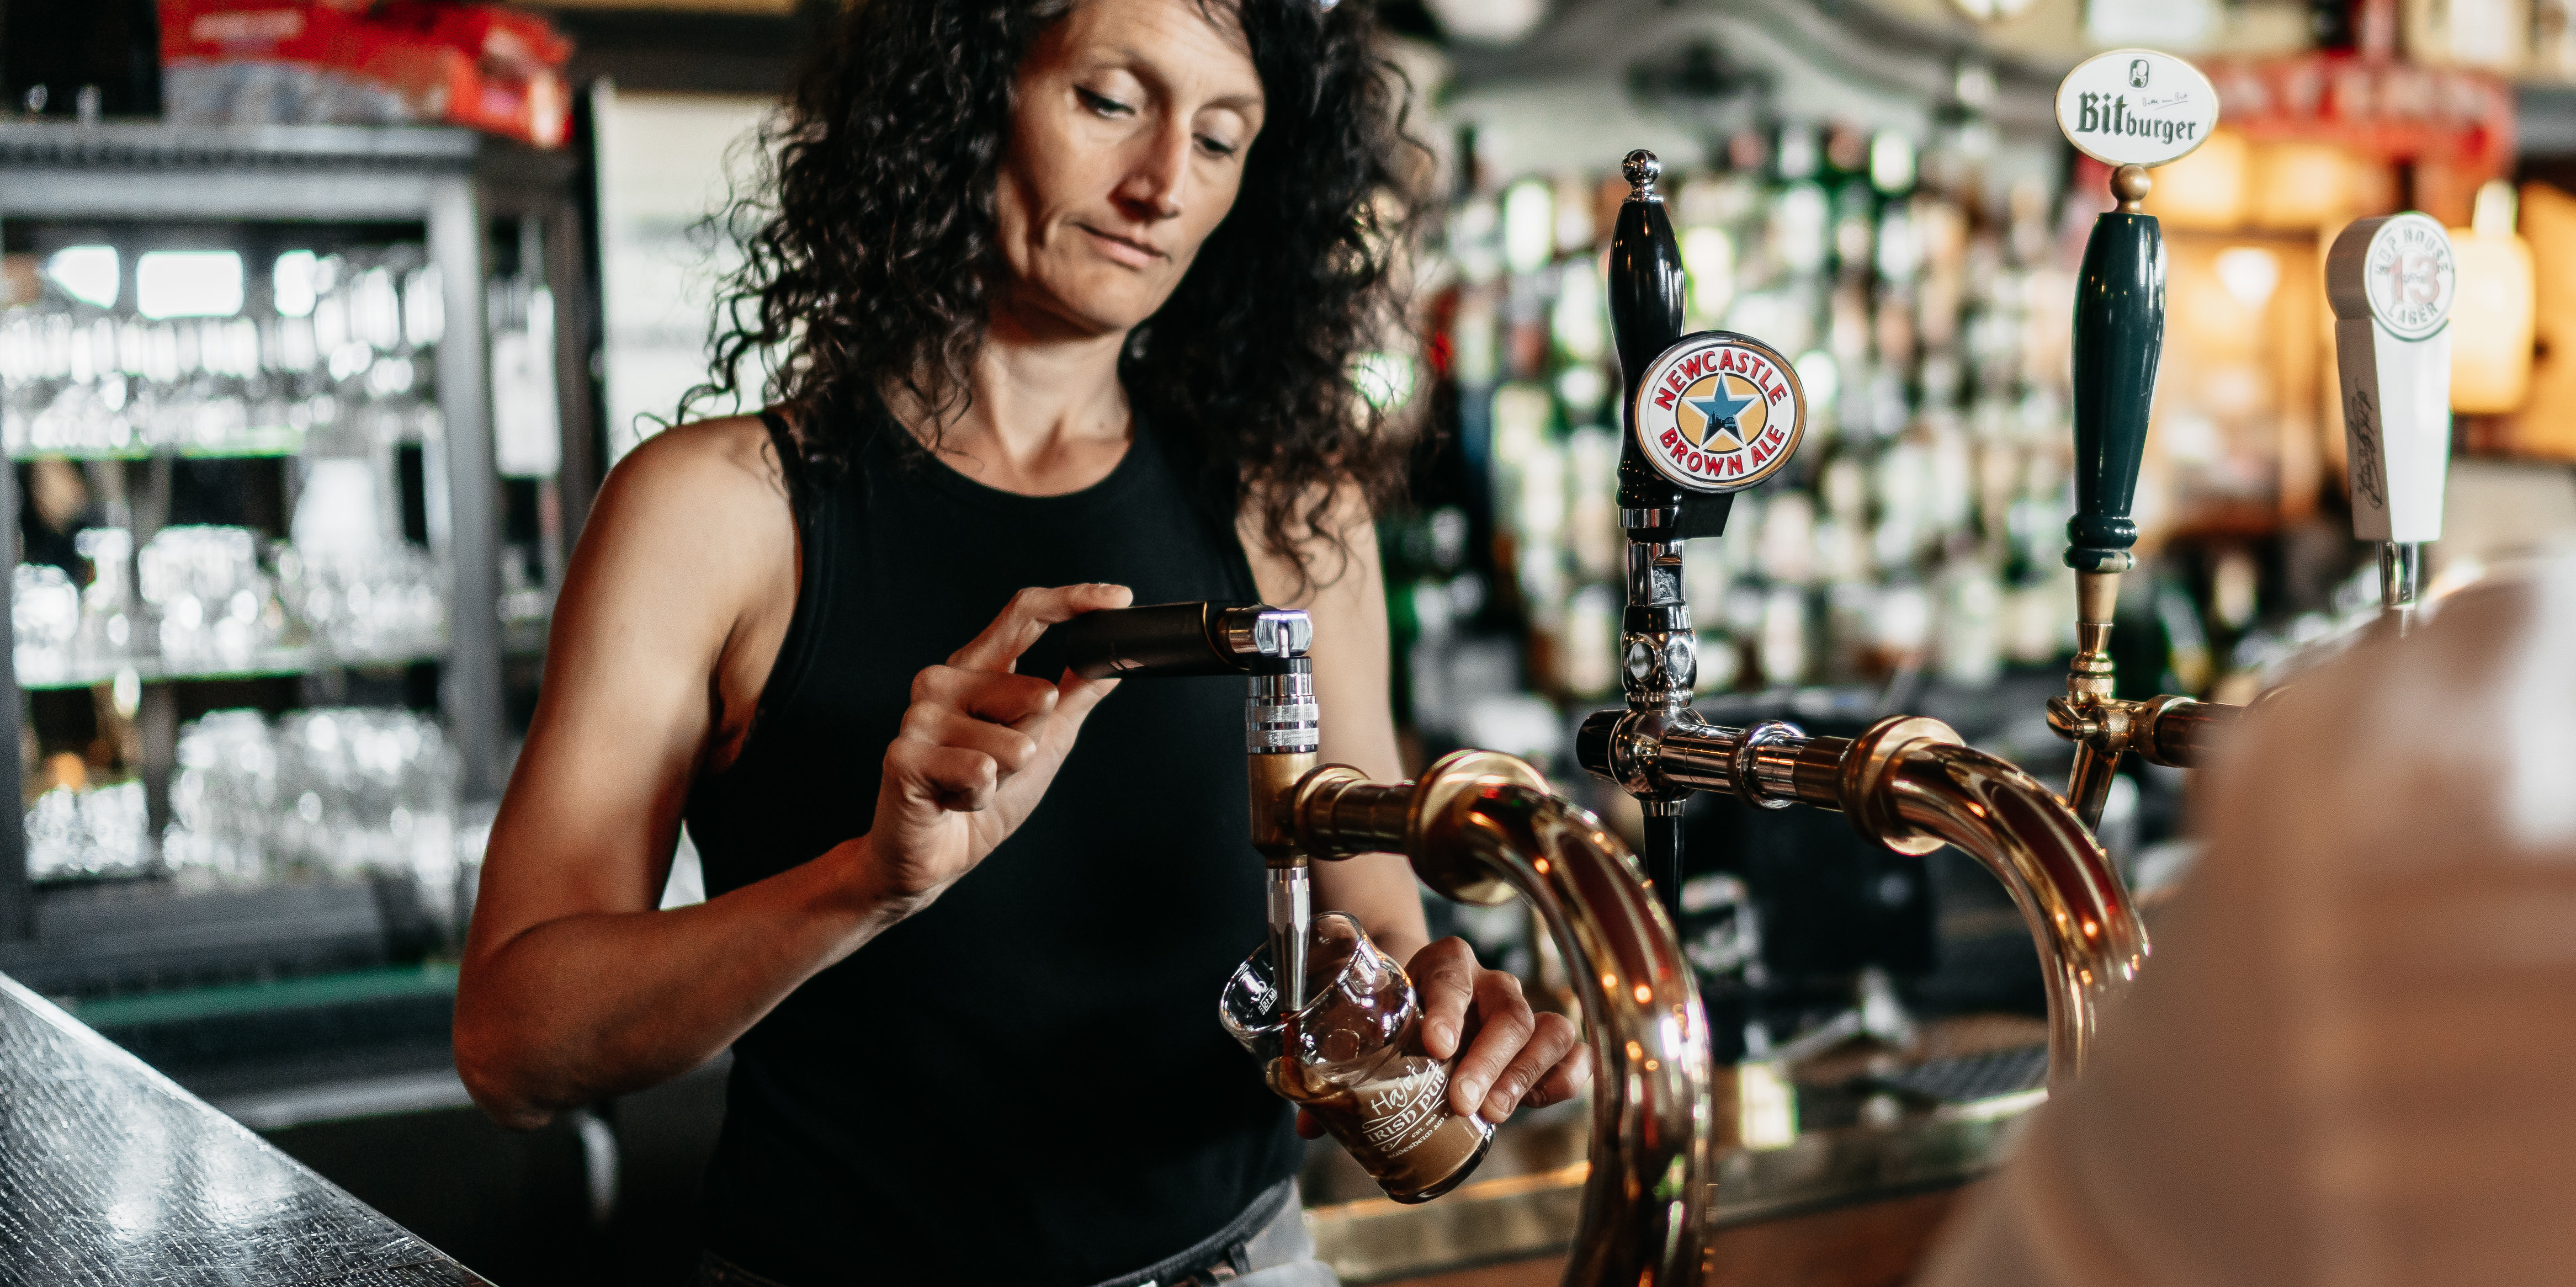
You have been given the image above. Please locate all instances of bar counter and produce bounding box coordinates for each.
[0,971,488,1286]
[3,954,2041,1285]
[1305,1017,2047,1285]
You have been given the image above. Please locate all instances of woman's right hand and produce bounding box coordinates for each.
[862,582,1133,911]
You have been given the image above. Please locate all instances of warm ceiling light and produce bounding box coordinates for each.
[2251,140,2363,230]
[2144,128,2248,230]
[2452,182,2534,416]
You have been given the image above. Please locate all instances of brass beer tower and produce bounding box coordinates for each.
[1572,148,2147,1098]
[1054,513,2145,1273]
[2042,53,2458,829]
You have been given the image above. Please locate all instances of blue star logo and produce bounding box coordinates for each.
[1684,380,1757,448]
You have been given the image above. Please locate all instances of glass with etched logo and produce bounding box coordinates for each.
[1220,912,1494,1203]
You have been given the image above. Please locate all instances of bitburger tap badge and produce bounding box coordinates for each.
[1630,331,1805,493]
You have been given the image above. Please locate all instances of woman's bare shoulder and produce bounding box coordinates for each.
[569,416,798,623]
[603,416,787,507]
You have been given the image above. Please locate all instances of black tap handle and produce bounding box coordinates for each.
[1038,602,1308,680]
[1608,150,1690,522]
[2065,178,2166,575]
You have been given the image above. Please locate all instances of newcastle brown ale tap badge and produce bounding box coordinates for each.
[2054,49,2219,169]
[1632,333,1807,493]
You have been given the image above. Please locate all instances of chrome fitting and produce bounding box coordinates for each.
[1620,626,1697,705]
[1733,720,1808,809]
[1574,708,1686,804]
[1246,667,1319,754]
[1218,605,1314,663]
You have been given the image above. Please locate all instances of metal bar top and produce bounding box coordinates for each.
[0,971,489,1286]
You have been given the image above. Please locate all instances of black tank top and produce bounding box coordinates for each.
[681,397,1300,1286]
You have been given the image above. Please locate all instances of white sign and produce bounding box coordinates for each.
[2325,213,2456,543]
[1629,332,1805,494]
[2054,49,2219,169]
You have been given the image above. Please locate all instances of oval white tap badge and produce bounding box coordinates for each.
[2360,213,2456,341]
[1631,332,1805,493]
[2054,49,2219,169]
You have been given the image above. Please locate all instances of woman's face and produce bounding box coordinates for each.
[994,0,1267,338]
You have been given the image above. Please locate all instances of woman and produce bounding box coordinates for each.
[454,0,1590,1283]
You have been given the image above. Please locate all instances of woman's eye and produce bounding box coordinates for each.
[1076,87,1133,118]
[1196,135,1239,159]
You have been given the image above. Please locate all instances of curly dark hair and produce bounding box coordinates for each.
[679,0,1427,586]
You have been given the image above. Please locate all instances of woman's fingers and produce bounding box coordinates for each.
[1447,969,1534,1120]
[885,740,997,813]
[1474,1011,1582,1121]
[1294,1108,1324,1140]
[1522,1041,1594,1110]
[1406,938,1478,1061]
[1050,667,1122,725]
[926,583,1139,767]
[949,583,1135,674]
[911,666,1061,731]
[864,587,1139,911]
[897,704,1040,776]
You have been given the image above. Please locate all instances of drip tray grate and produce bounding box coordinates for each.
[1873,1044,2049,1105]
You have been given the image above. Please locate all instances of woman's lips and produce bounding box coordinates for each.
[1078,224,1163,268]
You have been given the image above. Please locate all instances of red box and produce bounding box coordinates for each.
[160,1,572,148]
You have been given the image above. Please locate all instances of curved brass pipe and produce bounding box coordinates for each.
[1585,711,2150,1091]
[1275,724,2144,1279]
[1294,752,1716,1287]
[1842,725,2150,1095]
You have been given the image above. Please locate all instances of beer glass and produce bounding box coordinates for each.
[1220,912,1494,1204]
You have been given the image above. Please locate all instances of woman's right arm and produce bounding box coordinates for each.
[454,420,1126,1129]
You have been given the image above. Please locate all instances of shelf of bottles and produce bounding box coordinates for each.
[0,125,595,966]
[3,242,526,893]
[1389,123,2089,772]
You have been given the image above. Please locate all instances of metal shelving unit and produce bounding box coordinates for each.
[0,121,604,957]
[12,645,452,692]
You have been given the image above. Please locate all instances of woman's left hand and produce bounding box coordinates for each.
[1408,938,1591,1122]
[1293,937,1591,1137]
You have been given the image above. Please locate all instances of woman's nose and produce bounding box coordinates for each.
[1113,125,1192,221]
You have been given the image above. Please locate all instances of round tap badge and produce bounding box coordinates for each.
[2360,213,2456,340]
[2054,49,2218,169]
[1630,331,1805,493]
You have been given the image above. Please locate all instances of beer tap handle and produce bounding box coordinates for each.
[2057,164,2164,828]
[2325,214,2457,632]
[1590,148,1816,901]
[1605,150,1683,905]
[2065,163,2164,634]
[1041,602,1311,679]
[1608,150,1714,534]
[1605,151,1693,906]
[2049,49,2215,830]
